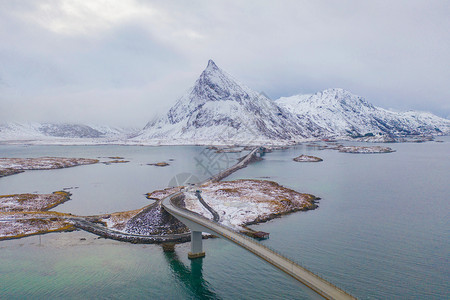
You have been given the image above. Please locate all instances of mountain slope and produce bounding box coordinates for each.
[133,60,308,144]
[277,88,450,138]
[0,122,137,143]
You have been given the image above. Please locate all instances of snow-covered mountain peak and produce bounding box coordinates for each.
[193,59,256,103]
[205,59,220,72]
[280,88,375,111]
[160,60,263,126]
[138,60,306,143]
[277,88,450,137]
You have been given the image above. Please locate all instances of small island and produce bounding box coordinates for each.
[304,144,395,154]
[293,155,323,162]
[0,211,75,241]
[0,177,319,243]
[0,191,74,240]
[102,160,130,165]
[337,145,395,153]
[148,162,170,167]
[0,157,99,178]
[187,179,319,230]
[0,191,71,212]
[82,179,319,240]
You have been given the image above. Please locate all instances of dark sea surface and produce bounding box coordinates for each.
[0,138,448,299]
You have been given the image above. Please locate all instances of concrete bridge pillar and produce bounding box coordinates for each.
[188,231,205,259]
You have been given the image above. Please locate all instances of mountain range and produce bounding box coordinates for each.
[1,60,449,145]
[0,122,137,144]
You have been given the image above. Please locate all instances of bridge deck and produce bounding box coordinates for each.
[162,192,355,300]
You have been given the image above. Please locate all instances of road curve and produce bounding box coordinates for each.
[162,192,355,300]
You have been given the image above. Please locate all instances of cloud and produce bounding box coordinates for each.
[20,0,155,36]
[0,0,449,127]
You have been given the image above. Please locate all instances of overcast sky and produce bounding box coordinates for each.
[1,0,449,127]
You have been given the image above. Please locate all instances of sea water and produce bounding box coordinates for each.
[0,139,448,299]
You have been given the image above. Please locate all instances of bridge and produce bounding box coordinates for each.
[162,192,355,300]
[63,144,353,299]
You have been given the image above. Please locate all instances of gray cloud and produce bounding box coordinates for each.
[1,0,449,127]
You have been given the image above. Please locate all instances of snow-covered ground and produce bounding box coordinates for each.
[0,212,73,240]
[184,179,318,230]
[0,191,71,212]
[100,179,318,234]
[337,146,395,154]
[0,157,99,178]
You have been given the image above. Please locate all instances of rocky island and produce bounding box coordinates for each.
[185,179,319,230]
[0,191,74,240]
[337,145,395,153]
[0,178,319,243]
[305,143,395,154]
[293,155,323,162]
[148,162,170,167]
[0,191,71,212]
[0,157,99,178]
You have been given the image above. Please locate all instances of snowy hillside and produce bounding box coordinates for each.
[277,88,450,139]
[133,60,308,145]
[0,122,138,144]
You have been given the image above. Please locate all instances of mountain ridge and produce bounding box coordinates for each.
[135,60,309,144]
[1,60,449,145]
[0,122,138,143]
[277,88,450,138]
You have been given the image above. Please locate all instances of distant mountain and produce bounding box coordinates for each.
[0,122,138,143]
[133,60,308,144]
[135,61,449,144]
[1,61,448,145]
[277,88,450,138]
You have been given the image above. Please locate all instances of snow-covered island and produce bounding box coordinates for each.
[79,179,319,240]
[293,155,323,162]
[0,211,74,241]
[0,157,99,178]
[184,179,318,230]
[337,146,395,154]
[0,191,74,240]
[305,143,395,154]
[148,162,170,167]
[0,191,71,212]
[102,159,130,165]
